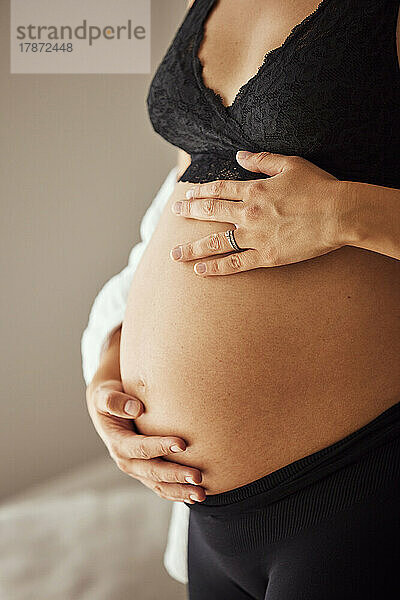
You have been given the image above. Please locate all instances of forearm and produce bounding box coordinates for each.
[176,148,191,181]
[87,326,122,395]
[339,180,400,260]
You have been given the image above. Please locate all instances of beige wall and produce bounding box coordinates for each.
[0,0,186,499]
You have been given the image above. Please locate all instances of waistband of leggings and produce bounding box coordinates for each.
[188,397,400,511]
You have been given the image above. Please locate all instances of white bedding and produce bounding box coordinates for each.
[0,459,186,600]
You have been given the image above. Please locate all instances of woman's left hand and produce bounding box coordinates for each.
[170,150,349,276]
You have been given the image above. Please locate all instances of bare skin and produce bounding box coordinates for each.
[87,0,400,501]
[196,0,329,109]
[86,327,206,504]
[120,179,400,494]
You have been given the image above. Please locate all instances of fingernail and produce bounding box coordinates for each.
[170,444,184,452]
[172,201,182,214]
[171,246,182,260]
[194,262,206,274]
[185,476,197,485]
[236,150,252,160]
[189,494,199,502]
[185,189,194,199]
[124,400,139,416]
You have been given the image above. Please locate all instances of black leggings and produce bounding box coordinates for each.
[186,399,400,600]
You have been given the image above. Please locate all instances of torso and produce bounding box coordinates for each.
[120,0,400,494]
[197,0,326,108]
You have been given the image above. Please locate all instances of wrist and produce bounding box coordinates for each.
[331,179,368,248]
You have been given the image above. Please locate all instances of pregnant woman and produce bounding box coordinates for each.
[83,0,400,598]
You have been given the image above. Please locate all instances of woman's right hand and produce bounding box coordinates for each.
[86,378,206,504]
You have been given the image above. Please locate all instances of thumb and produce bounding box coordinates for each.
[94,383,144,419]
[236,150,289,176]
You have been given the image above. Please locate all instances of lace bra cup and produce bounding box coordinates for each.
[147,0,400,187]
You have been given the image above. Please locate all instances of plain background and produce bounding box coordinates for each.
[0,0,186,499]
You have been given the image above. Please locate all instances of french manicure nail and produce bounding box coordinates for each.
[194,262,206,274]
[171,246,182,260]
[189,494,199,502]
[124,400,139,416]
[185,189,194,199]
[185,476,197,485]
[236,150,252,160]
[172,201,182,214]
[170,444,184,452]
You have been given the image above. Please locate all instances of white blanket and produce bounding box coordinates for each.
[0,460,186,600]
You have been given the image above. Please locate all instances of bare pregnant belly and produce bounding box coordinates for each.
[120,181,400,494]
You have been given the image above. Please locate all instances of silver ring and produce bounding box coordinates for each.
[224,229,243,252]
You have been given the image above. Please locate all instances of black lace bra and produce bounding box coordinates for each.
[147,0,400,188]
